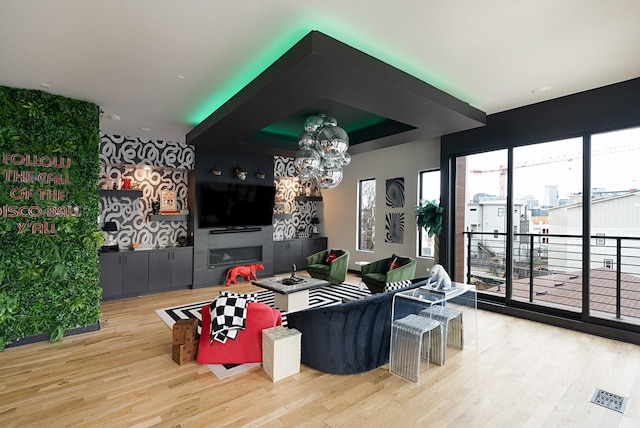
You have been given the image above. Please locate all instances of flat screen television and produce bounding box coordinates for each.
[198,182,276,228]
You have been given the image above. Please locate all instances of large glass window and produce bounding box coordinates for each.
[418,170,440,257]
[358,178,376,251]
[454,128,640,329]
[590,127,640,323]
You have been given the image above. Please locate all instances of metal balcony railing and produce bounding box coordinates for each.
[463,231,640,325]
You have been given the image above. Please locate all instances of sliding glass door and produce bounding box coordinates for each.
[457,149,508,298]
[590,127,640,325]
[511,137,583,312]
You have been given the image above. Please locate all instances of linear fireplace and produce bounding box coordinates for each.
[209,246,262,269]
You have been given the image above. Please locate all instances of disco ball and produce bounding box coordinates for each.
[322,116,338,127]
[295,113,350,189]
[298,131,316,148]
[304,115,324,132]
[293,147,322,177]
[340,151,351,166]
[317,160,344,189]
[317,125,349,157]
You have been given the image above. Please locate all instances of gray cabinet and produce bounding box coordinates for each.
[172,248,194,287]
[273,237,327,273]
[123,252,149,294]
[273,240,303,273]
[99,252,124,299]
[148,251,173,290]
[148,247,193,291]
[99,251,148,300]
[100,247,193,300]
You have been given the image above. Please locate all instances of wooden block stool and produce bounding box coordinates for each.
[172,318,199,365]
[262,326,301,382]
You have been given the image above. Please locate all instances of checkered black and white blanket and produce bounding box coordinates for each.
[208,291,258,344]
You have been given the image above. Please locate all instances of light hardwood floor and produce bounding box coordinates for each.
[1,273,639,427]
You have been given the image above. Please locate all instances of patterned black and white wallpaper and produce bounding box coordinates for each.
[99,133,195,249]
[99,141,316,247]
[273,156,319,241]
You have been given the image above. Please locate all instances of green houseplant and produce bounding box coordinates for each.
[415,199,444,264]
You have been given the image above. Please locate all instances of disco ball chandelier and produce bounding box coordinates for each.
[293,114,351,190]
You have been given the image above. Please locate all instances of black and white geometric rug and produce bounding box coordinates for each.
[155,281,371,332]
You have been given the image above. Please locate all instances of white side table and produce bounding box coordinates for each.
[262,326,302,382]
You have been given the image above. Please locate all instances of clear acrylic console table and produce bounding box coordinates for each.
[390,282,477,386]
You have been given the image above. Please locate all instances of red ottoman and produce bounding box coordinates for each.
[197,302,282,365]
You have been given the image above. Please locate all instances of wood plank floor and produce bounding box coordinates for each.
[1,273,640,427]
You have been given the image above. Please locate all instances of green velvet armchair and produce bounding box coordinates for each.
[361,255,416,294]
[305,249,350,285]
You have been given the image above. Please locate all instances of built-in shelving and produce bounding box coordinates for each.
[99,189,143,198]
[296,196,322,202]
[149,214,187,221]
[273,213,293,220]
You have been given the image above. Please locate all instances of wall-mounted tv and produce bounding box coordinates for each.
[199,183,276,228]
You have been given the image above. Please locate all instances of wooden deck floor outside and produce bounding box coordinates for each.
[1,273,640,427]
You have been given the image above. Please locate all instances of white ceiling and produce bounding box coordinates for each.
[1,0,639,144]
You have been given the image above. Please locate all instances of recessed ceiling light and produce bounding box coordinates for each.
[139,127,151,132]
[40,83,50,90]
[531,86,551,95]
[175,75,185,79]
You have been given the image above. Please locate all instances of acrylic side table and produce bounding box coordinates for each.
[390,282,477,386]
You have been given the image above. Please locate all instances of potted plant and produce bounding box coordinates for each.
[415,199,444,264]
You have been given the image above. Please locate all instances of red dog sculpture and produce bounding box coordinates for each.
[225,263,264,287]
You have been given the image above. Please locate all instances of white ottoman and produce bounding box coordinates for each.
[262,326,302,382]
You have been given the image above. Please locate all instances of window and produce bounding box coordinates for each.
[358,179,376,251]
[418,170,440,257]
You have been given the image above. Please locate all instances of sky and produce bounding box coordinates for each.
[465,126,640,204]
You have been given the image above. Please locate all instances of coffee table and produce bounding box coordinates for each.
[253,275,329,312]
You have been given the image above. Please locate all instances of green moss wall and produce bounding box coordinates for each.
[0,86,102,349]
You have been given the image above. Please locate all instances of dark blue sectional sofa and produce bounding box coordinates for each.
[285,277,429,374]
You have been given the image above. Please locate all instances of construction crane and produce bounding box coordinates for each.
[470,152,582,199]
[469,143,638,199]
[470,165,507,198]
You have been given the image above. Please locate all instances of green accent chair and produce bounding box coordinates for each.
[306,249,350,285]
[361,255,417,294]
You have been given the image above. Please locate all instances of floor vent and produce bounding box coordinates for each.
[591,388,627,413]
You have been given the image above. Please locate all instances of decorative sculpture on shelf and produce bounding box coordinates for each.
[151,200,160,215]
[233,165,247,180]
